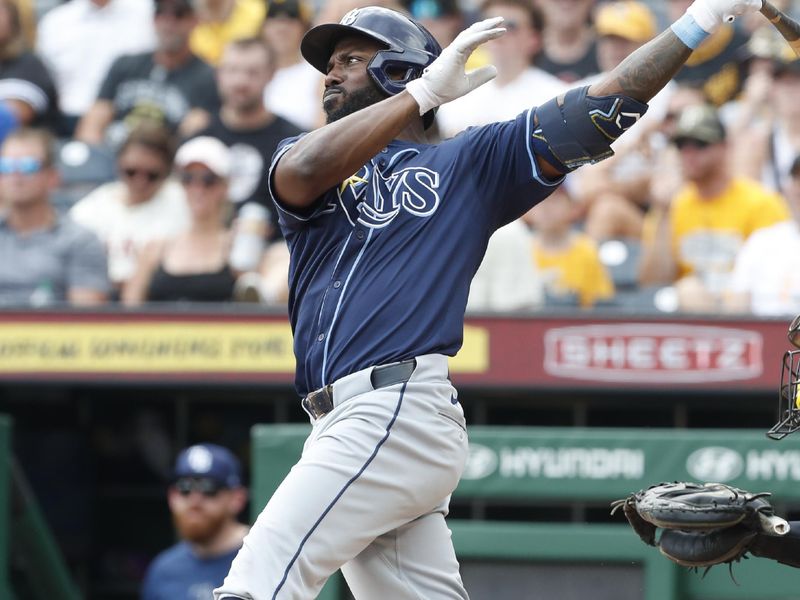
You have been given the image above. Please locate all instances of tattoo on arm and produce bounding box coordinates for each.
[761,0,800,58]
[588,30,692,102]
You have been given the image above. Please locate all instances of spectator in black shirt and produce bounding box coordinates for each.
[0,0,58,134]
[75,0,220,149]
[196,37,302,241]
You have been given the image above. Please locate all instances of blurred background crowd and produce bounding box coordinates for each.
[4,1,800,598]
[3,0,800,317]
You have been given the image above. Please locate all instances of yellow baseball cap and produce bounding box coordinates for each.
[595,1,657,44]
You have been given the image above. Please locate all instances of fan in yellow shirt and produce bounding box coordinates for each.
[640,104,789,311]
[190,0,266,66]
[524,186,614,308]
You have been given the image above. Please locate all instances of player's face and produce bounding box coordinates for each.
[323,37,388,124]
[168,481,237,544]
[218,45,274,112]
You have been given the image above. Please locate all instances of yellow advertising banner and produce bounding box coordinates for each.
[0,320,489,376]
[0,322,295,373]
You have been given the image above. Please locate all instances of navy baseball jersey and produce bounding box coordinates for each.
[269,108,563,396]
[141,541,239,600]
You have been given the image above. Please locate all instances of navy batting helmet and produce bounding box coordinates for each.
[301,6,442,128]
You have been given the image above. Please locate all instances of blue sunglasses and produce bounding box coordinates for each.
[0,157,44,175]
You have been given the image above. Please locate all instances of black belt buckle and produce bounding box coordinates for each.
[302,384,334,420]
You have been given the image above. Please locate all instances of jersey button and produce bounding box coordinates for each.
[317,333,325,342]
[333,281,341,289]
[356,230,365,240]
[378,159,386,167]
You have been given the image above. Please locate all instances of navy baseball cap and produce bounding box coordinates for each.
[173,444,242,488]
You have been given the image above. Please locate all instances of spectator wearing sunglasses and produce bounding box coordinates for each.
[0,127,110,306]
[141,443,248,600]
[123,136,240,304]
[70,123,190,295]
[638,104,789,312]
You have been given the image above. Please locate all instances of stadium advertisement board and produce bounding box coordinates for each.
[0,310,789,390]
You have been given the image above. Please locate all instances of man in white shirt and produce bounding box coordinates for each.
[434,0,565,139]
[36,0,156,136]
[726,155,800,316]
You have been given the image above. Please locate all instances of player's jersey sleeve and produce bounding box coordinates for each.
[455,108,565,229]
[267,133,335,233]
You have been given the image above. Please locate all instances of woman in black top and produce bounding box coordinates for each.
[123,136,238,304]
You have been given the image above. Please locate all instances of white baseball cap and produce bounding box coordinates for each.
[175,136,232,178]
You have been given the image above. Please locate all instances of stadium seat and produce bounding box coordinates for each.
[51,140,116,212]
[598,238,642,291]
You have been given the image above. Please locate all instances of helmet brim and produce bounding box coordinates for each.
[301,23,391,74]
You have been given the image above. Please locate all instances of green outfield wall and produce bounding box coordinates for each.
[252,425,800,600]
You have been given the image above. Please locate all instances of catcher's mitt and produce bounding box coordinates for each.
[611,482,790,569]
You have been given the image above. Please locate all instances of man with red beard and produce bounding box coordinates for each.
[142,444,248,600]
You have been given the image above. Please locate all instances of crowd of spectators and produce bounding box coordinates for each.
[1,0,799,317]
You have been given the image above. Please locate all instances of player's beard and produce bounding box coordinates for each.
[172,507,229,545]
[324,82,387,124]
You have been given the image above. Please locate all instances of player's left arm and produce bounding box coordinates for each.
[533,0,762,180]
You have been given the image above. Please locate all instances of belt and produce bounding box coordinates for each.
[301,359,417,420]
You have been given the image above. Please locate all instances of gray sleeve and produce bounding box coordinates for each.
[66,225,111,294]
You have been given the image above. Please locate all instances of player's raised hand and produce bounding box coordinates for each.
[405,17,505,116]
[686,0,762,32]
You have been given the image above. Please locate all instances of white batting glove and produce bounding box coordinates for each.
[405,17,505,116]
[686,0,762,33]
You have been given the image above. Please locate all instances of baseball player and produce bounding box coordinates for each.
[215,1,764,598]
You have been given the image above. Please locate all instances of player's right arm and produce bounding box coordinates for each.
[273,92,421,209]
[273,18,505,209]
